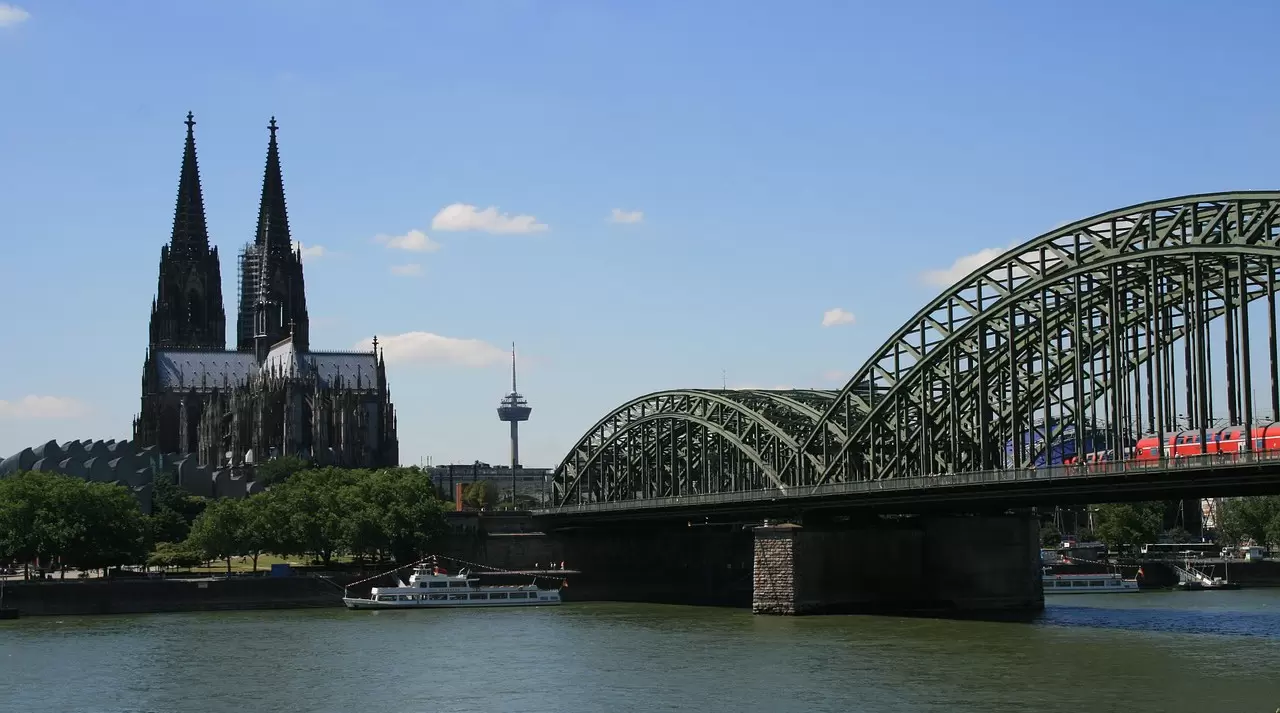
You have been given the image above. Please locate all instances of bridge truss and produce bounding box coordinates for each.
[552,192,1280,508]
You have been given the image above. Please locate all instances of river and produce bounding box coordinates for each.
[3,590,1279,713]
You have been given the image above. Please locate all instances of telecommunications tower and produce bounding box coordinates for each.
[496,343,532,505]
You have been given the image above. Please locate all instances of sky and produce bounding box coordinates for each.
[3,1,1280,468]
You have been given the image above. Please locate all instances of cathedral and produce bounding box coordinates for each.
[133,114,399,469]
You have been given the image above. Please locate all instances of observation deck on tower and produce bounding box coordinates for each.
[497,345,532,477]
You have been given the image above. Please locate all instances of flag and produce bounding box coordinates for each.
[1137,567,1145,578]
[561,580,569,588]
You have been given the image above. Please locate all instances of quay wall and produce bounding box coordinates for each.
[1048,559,1280,588]
[2,576,348,617]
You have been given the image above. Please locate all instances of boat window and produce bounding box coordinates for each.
[405,594,419,600]
[449,582,466,588]
[1107,580,1119,586]
[428,594,448,601]
[1072,581,1087,587]
[490,592,508,599]
[1089,580,1104,587]
[1056,581,1070,587]
[509,592,526,599]
[429,581,449,588]
[448,593,467,601]
[470,593,488,600]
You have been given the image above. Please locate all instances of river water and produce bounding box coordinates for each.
[3,591,1280,713]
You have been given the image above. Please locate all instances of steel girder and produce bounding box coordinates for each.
[552,192,1280,508]
[553,389,848,507]
[791,192,1280,488]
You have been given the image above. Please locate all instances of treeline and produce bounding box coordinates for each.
[0,470,149,576]
[173,466,449,571]
[1040,496,1280,551]
[0,466,450,577]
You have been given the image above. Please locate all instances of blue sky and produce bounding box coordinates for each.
[2,1,1280,468]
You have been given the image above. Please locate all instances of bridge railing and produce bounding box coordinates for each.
[535,448,1280,515]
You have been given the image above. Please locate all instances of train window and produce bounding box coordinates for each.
[1148,448,1157,456]
[1259,439,1266,450]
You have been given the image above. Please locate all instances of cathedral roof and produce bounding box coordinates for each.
[153,347,379,390]
[155,350,258,389]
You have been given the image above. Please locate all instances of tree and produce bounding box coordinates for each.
[463,480,497,510]
[1093,502,1163,552]
[1039,522,1062,548]
[268,467,349,567]
[187,498,246,573]
[0,471,148,577]
[254,455,310,488]
[373,468,448,564]
[147,540,204,569]
[1218,496,1280,547]
[148,473,205,544]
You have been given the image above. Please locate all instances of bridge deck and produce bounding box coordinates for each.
[536,450,1280,520]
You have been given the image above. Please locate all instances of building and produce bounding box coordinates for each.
[427,463,554,506]
[133,114,399,469]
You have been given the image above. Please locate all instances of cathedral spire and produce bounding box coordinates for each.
[171,111,210,256]
[255,116,292,252]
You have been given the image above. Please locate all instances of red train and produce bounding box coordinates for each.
[1132,423,1280,460]
[1062,423,1280,467]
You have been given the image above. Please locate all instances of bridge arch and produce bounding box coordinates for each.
[789,192,1280,486]
[552,192,1280,508]
[553,389,840,507]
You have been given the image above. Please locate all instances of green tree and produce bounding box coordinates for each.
[254,455,310,487]
[268,467,349,567]
[187,498,246,573]
[374,468,448,564]
[1093,502,1163,552]
[1218,496,1280,547]
[0,471,147,577]
[463,480,497,510]
[59,480,149,572]
[148,473,206,544]
[147,540,204,569]
[1040,522,1062,548]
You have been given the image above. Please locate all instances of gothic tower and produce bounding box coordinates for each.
[136,112,227,453]
[147,112,226,350]
[236,117,310,356]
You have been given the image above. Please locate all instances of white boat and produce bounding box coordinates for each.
[1042,572,1139,594]
[342,565,562,610]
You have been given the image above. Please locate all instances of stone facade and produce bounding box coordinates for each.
[133,114,398,469]
[751,523,801,614]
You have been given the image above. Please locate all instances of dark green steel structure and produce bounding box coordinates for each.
[551,192,1280,510]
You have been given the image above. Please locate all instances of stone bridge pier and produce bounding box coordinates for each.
[547,512,1043,616]
[752,513,1043,616]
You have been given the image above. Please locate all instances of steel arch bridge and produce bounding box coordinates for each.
[549,192,1280,511]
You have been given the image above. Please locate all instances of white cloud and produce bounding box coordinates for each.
[0,3,30,27]
[431,203,548,234]
[821,308,855,327]
[389,263,422,277]
[0,396,87,419]
[292,241,326,260]
[920,246,1008,288]
[376,229,441,253]
[357,332,507,368]
[609,208,644,224]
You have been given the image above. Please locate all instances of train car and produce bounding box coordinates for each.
[1132,422,1280,462]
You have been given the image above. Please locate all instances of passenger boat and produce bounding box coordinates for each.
[1042,572,1139,594]
[342,564,562,610]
